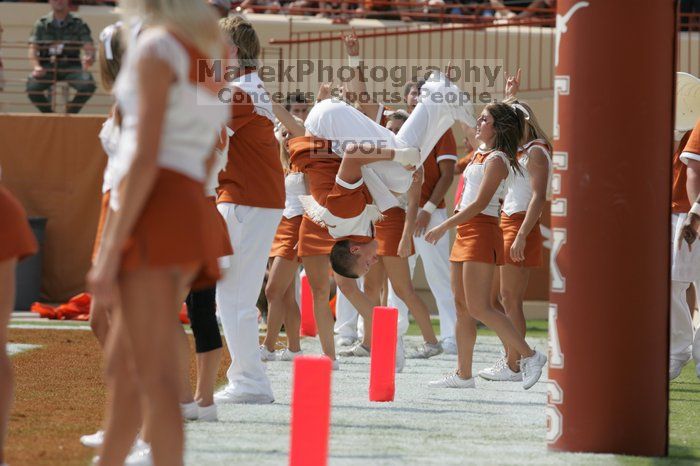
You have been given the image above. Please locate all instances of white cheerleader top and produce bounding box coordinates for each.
[98,115,120,194]
[457,149,510,217]
[502,139,552,216]
[110,28,229,209]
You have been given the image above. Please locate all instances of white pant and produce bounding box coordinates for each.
[305,73,474,212]
[216,203,283,397]
[334,278,364,339]
[387,208,456,342]
[670,213,700,363]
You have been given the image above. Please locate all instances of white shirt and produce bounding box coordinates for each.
[110,28,229,210]
[502,139,552,216]
[283,172,307,219]
[98,115,120,194]
[457,149,509,217]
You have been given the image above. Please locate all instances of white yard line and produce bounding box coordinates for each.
[184,336,620,466]
[7,343,41,356]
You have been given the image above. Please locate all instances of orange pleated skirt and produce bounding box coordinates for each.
[270,215,302,262]
[500,212,543,267]
[374,207,414,257]
[449,213,504,265]
[120,169,232,290]
[0,186,38,262]
[298,215,335,257]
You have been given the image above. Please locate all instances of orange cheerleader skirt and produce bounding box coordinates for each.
[0,186,38,262]
[92,191,111,262]
[500,212,543,267]
[449,213,504,265]
[298,215,335,257]
[270,215,302,262]
[374,207,414,257]
[120,169,232,290]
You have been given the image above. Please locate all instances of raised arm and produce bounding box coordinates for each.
[342,29,381,121]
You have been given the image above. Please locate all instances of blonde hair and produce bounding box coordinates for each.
[219,16,260,69]
[119,0,223,57]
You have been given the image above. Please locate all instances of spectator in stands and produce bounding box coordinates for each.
[26,0,96,113]
[209,0,232,18]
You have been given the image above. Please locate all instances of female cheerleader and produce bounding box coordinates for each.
[425,102,547,390]
[0,185,38,466]
[479,100,552,382]
[260,119,305,362]
[86,1,230,464]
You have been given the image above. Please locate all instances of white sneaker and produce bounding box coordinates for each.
[669,358,689,380]
[214,388,274,405]
[180,401,199,421]
[80,430,104,448]
[260,345,277,362]
[332,359,340,371]
[428,373,476,389]
[441,339,458,355]
[338,342,370,357]
[407,342,443,359]
[520,350,547,390]
[478,357,522,382]
[395,337,405,373]
[277,348,303,361]
[197,403,218,422]
[335,336,358,347]
[124,445,153,466]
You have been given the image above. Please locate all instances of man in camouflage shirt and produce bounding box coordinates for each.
[26,0,96,113]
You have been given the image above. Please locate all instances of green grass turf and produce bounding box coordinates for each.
[408,318,700,464]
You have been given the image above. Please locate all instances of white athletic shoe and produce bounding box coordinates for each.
[407,342,443,359]
[80,430,104,448]
[520,350,547,390]
[669,358,689,380]
[180,401,199,421]
[91,439,148,466]
[395,337,405,373]
[197,403,218,422]
[259,345,277,362]
[338,342,370,357]
[441,339,458,355]
[214,387,274,405]
[428,373,476,389]
[277,348,303,361]
[124,445,153,466]
[335,336,358,347]
[478,357,522,382]
[332,359,340,371]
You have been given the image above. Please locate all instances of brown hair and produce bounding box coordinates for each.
[484,102,526,175]
[330,240,360,279]
[219,16,260,69]
[388,110,409,123]
[98,24,124,92]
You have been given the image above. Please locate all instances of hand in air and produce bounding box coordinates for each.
[505,68,521,100]
[342,27,360,57]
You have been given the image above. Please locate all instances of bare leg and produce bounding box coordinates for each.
[301,256,336,360]
[463,262,534,358]
[383,256,438,344]
[194,348,222,407]
[263,257,299,352]
[452,262,477,379]
[282,281,301,353]
[362,261,385,308]
[177,328,195,404]
[0,259,16,465]
[100,266,196,466]
[334,274,375,348]
[500,264,530,372]
[89,299,112,348]
[98,312,144,465]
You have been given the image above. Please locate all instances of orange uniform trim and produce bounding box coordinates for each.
[449,214,504,265]
[0,186,38,262]
[500,212,543,268]
[270,215,302,262]
[120,169,232,290]
[374,207,413,256]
